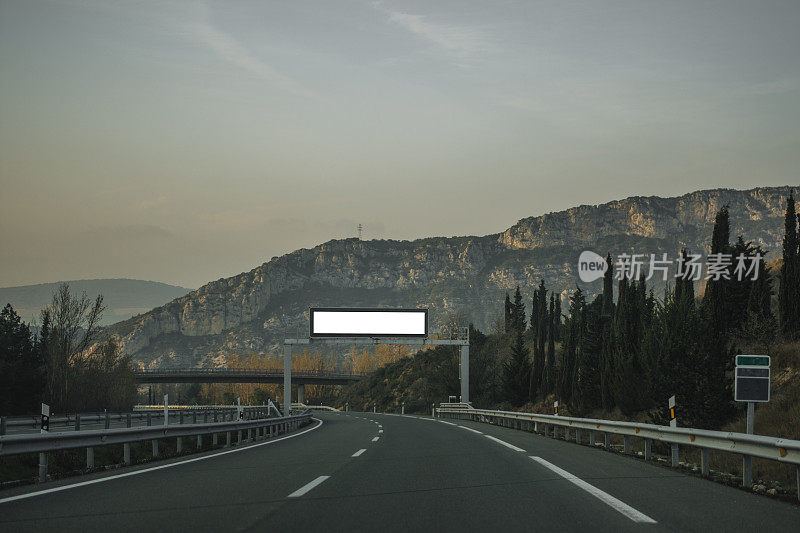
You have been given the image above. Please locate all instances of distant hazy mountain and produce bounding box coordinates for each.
[0,279,191,326]
[107,186,797,369]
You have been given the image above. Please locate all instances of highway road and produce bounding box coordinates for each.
[1,410,798,532]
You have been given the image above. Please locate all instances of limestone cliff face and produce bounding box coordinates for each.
[109,186,797,368]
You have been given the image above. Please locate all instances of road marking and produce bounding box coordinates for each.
[484,435,525,452]
[439,421,457,426]
[288,475,330,498]
[529,457,657,524]
[0,418,325,505]
[352,448,366,457]
[379,429,383,433]
[457,425,483,434]
[372,436,380,442]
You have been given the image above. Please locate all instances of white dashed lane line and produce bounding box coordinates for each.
[529,457,657,524]
[484,435,525,452]
[288,476,330,498]
[372,436,380,442]
[352,449,366,457]
[457,425,483,434]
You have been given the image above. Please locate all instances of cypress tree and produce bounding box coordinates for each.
[558,288,585,403]
[779,191,800,339]
[504,292,512,334]
[513,286,526,332]
[543,293,555,394]
[554,296,562,341]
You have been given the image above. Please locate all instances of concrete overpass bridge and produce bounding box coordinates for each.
[134,369,366,387]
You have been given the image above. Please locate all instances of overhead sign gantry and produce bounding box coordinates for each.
[284,308,469,412]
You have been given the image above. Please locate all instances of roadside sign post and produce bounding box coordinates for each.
[735,355,770,488]
[163,394,169,426]
[238,397,244,420]
[668,396,678,466]
[39,403,50,482]
[554,401,559,416]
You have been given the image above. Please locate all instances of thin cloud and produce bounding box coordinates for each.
[378,4,488,56]
[186,18,315,99]
[139,196,167,210]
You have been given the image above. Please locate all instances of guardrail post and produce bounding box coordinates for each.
[237,430,243,445]
[576,428,582,444]
[247,429,252,442]
[645,438,652,460]
[564,427,570,440]
[213,433,219,446]
[152,440,159,457]
[126,413,131,428]
[589,430,595,445]
[623,435,631,454]
[671,444,679,467]
[147,413,152,426]
[75,413,80,431]
[179,411,184,425]
[177,437,183,453]
[226,431,231,447]
[197,434,203,449]
[38,452,48,482]
[86,447,94,469]
[701,448,709,475]
[604,433,611,449]
[105,411,110,430]
[124,443,131,465]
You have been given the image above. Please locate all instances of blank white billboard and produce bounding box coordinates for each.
[310,308,428,337]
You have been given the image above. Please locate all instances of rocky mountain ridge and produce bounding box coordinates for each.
[107,186,797,369]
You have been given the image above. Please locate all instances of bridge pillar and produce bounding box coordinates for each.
[297,384,305,404]
[283,343,292,414]
[460,344,469,404]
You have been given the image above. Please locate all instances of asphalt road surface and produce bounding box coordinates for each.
[1,411,798,532]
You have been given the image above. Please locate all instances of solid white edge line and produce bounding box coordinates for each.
[372,436,380,442]
[484,435,525,452]
[457,425,483,434]
[529,456,657,524]
[0,418,325,505]
[352,448,366,457]
[287,475,330,498]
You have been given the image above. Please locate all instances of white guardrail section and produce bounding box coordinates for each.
[437,406,800,501]
[0,410,312,482]
[1,406,271,433]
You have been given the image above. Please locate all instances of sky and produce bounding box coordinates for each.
[1,0,798,289]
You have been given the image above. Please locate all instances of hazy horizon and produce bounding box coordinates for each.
[2,1,799,288]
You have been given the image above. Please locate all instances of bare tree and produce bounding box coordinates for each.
[41,283,105,409]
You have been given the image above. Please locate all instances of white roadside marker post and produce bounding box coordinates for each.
[668,395,679,467]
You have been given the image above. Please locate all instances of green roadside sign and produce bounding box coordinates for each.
[736,355,770,367]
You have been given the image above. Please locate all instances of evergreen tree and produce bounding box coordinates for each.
[599,253,615,409]
[612,278,647,415]
[554,296,562,341]
[0,304,46,415]
[513,286,526,332]
[779,191,800,339]
[503,303,531,406]
[703,205,734,335]
[557,288,585,404]
[504,292,512,333]
[543,293,555,395]
[571,295,603,415]
[530,280,547,399]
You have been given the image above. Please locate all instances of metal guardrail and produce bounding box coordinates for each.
[135,369,368,378]
[0,410,312,482]
[1,406,269,434]
[437,406,800,501]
